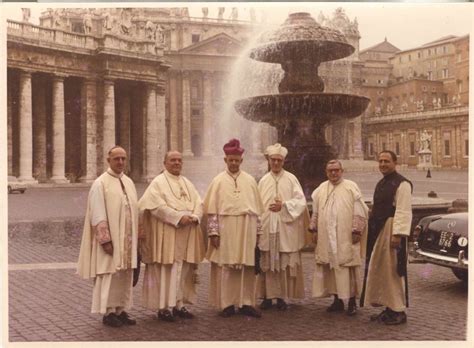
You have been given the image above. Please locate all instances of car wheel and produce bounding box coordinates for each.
[452,268,468,282]
[8,186,12,194]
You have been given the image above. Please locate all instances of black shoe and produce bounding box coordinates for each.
[276,298,288,311]
[117,311,136,325]
[158,309,175,322]
[173,307,195,319]
[220,305,236,318]
[259,299,273,310]
[103,313,123,327]
[239,305,262,318]
[384,311,407,325]
[326,298,344,313]
[370,308,389,322]
[347,297,357,316]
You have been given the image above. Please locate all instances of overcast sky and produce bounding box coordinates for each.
[2,2,472,51]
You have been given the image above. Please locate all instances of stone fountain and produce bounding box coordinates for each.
[234,12,370,195]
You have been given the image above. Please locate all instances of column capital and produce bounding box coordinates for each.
[19,69,34,78]
[168,70,179,79]
[83,78,97,86]
[53,72,68,80]
[103,78,115,86]
[182,70,191,79]
[203,71,214,80]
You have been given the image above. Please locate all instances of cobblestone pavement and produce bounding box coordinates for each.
[7,236,468,342]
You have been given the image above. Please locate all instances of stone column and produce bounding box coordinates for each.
[102,79,116,168]
[169,71,179,150]
[156,87,167,172]
[119,92,131,156]
[32,76,48,182]
[202,71,214,156]
[7,80,13,177]
[79,79,97,183]
[181,71,193,156]
[145,84,159,181]
[18,71,37,183]
[50,75,69,183]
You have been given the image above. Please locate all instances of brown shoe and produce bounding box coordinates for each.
[370,308,389,322]
[384,311,407,325]
[173,307,195,319]
[259,299,273,310]
[118,311,136,325]
[220,305,236,318]
[239,305,262,318]
[276,298,288,311]
[346,297,357,316]
[158,309,175,322]
[326,298,344,313]
[103,313,123,327]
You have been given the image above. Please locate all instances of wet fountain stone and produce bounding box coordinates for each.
[235,12,370,195]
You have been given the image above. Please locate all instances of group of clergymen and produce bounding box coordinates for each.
[77,138,413,328]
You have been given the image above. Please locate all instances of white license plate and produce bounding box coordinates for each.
[438,231,454,248]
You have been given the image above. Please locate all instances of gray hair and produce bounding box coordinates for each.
[325,159,344,170]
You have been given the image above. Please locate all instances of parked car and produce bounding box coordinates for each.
[411,212,468,282]
[8,182,27,194]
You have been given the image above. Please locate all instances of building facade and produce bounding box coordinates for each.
[360,35,469,169]
[7,6,371,185]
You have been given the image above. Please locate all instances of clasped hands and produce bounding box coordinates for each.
[269,199,282,212]
[179,214,198,227]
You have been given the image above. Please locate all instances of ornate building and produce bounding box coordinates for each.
[361,35,469,169]
[7,7,369,185]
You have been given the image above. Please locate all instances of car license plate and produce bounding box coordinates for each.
[438,231,454,248]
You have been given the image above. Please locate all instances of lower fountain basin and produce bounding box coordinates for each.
[234,93,370,126]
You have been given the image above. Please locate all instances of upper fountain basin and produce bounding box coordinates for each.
[250,12,354,64]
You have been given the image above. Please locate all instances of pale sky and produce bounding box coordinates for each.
[2,2,472,51]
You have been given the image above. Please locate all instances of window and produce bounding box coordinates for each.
[191,80,199,100]
[444,140,451,156]
[418,52,422,59]
[377,90,384,96]
[428,49,431,56]
[444,132,451,156]
[465,139,469,157]
[457,53,462,63]
[427,71,433,80]
[443,46,448,54]
[422,85,428,92]
[410,142,415,156]
[395,142,400,155]
[408,54,411,61]
[377,79,384,85]
[442,68,449,78]
[458,80,463,93]
[369,143,374,156]
[399,57,402,63]
[191,34,200,43]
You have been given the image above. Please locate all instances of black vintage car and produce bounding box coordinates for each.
[411,212,468,282]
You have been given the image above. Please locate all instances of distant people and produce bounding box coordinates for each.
[360,150,412,325]
[138,151,205,322]
[309,160,368,316]
[77,146,139,327]
[203,139,265,318]
[257,143,307,310]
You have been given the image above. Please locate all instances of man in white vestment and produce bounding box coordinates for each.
[138,151,205,322]
[360,151,412,325]
[77,146,139,327]
[257,143,308,310]
[309,160,368,316]
[204,139,265,318]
